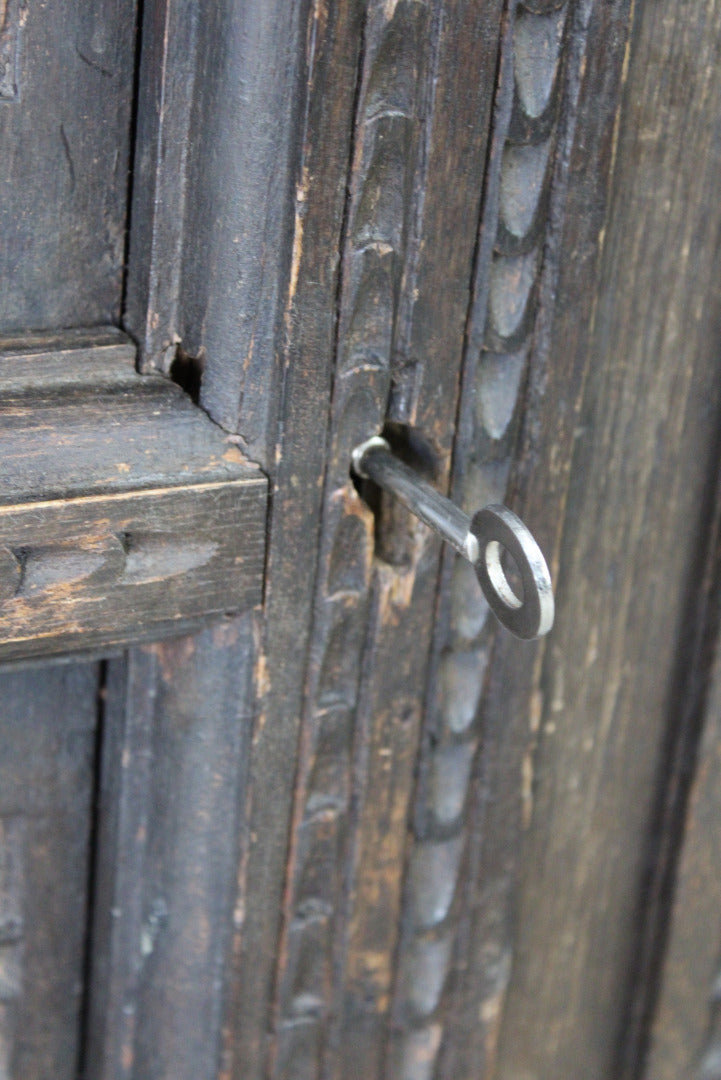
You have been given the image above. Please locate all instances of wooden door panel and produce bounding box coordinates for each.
[644,597,721,1079]
[1,0,136,1062]
[85,624,257,1080]
[0,663,99,1079]
[429,2,637,1075]
[1,4,266,1078]
[3,0,721,1077]
[484,3,721,1078]
[1,4,138,1075]
[0,0,136,332]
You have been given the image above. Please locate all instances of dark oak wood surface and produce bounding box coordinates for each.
[1,4,136,1075]
[0,329,266,660]
[430,2,637,1076]
[0,0,136,332]
[0,662,100,1079]
[486,2,721,1078]
[86,620,257,1080]
[125,0,314,469]
[215,5,367,1077]
[643,527,721,1080]
[3,1,721,1078]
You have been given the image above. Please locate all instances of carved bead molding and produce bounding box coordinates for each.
[270,3,438,1077]
[388,2,572,1077]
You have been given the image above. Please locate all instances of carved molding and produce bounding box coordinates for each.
[271,3,434,1077]
[0,328,266,661]
[389,2,571,1077]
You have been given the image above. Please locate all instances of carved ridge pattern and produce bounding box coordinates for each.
[270,4,435,1078]
[388,3,571,1077]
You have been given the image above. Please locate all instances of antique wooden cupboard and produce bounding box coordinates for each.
[2,0,721,1078]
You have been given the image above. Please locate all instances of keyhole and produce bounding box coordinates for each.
[352,423,438,568]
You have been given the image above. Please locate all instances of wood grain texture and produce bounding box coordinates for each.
[0,329,266,660]
[620,9,721,1076]
[182,0,310,464]
[383,1,580,1075]
[0,0,136,331]
[0,482,264,661]
[266,0,508,1071]
[213,5,367,1078]
[0,661,100,1079]
[0,4,136,1072]
[412,1,638,1077]
[326,4,505,1079]
[0,326,137,390]
[0,0,22,100]
[642,569,721,1080]
[124,0,200,371]
[85,617,257,1080]
[0,328,263,503]
[96,4,315,1077]
[270,2,441,1073]
[482,1,721,1078]
[125,0,317,469]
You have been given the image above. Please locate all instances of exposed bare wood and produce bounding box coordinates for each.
[0,329,266,661]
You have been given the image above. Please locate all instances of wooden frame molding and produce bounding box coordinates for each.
[0,327,267,661]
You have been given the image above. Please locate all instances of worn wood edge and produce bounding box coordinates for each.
[0,326,135,388]
[187,0,315,463]
[0,475,267,515]
[216,4,367,1078]
[269,2,451,1073]
[0,619,244,673]
[123,0,200,371]
[85,617,258,1080]
[0,326,266,502]
[303,2,512,1078]
[0,478,266,662]
[0,324,132,353]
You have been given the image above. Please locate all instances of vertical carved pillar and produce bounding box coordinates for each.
[270,6,436,1077]
[388,4,574,1077]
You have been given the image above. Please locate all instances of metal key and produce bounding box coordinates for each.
[351,436,554,640]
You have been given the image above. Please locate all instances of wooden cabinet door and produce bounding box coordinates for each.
[1,4,136,1076]
[3,2,721,1079]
